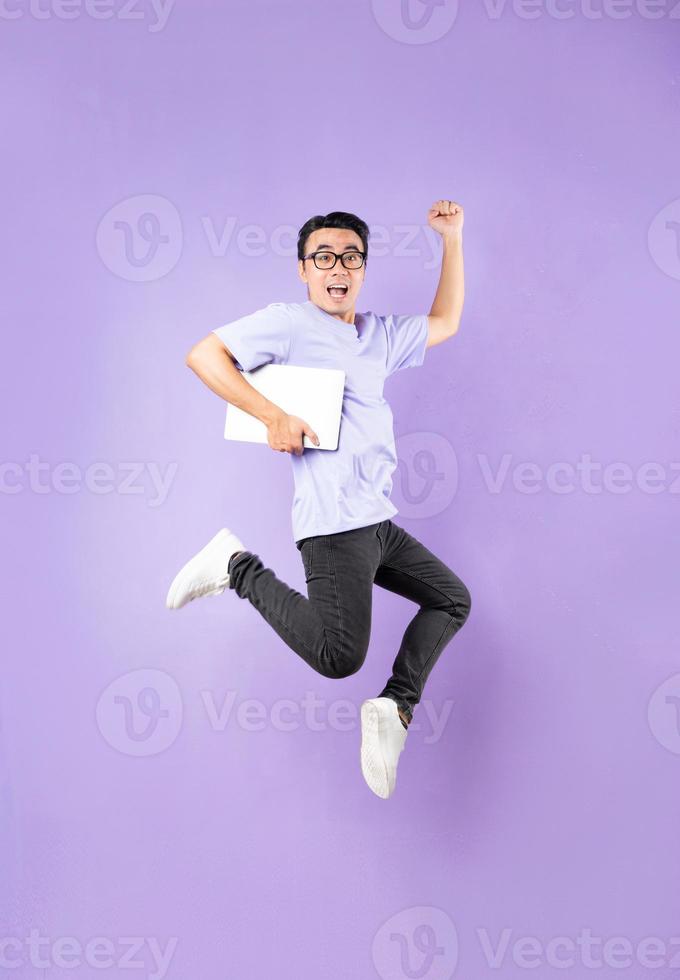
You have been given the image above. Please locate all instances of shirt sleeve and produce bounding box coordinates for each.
[212,302,292,372]
[382,312,429,376]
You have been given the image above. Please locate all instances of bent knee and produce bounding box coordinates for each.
[328,649,367,679]
[447,580,471,623]
[319,640,368,680]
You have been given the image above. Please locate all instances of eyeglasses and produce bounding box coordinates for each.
[302,250,366,270]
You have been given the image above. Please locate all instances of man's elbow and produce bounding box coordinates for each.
[186,342,206,370]
[447,315,462,337]
[185,335,216,370]
[440,321,461,343]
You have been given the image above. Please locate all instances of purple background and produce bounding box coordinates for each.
[3,2,680,978]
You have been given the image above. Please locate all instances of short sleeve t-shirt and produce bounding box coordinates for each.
[212,300,428,543]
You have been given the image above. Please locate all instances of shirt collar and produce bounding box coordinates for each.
[304,300,362,342]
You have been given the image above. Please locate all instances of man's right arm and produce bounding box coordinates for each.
[186,333,281,425]
[185,334,319,454]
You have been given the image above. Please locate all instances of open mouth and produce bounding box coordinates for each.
[327,283,349,299]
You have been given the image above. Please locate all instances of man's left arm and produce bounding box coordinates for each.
[426,199,465,349]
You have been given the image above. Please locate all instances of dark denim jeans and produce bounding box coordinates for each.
[227,519,471,723]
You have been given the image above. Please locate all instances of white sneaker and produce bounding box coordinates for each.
[360,697,409,799]
[166,528,246,610]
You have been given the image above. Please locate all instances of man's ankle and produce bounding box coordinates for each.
[228,550,245,573]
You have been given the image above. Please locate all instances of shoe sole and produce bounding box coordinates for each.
[166,568,227,610]
[360,701,391,799]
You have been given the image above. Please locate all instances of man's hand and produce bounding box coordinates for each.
[265,407,320,455]
[427,199,464,241]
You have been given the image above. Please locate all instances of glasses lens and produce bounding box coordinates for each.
[341,252,363,269]
[314,252,335,268]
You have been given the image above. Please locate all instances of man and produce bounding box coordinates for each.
[166,201,471,799]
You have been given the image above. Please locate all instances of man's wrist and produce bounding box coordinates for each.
[259,401,284,426]
[442,231,463,249]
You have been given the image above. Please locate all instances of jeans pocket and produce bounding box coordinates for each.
[300,538,315,582]
[375,522,385,562]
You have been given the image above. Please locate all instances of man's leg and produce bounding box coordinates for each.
[373,520,472,724]
[227,523,383,680]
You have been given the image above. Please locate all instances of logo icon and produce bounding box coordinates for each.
[648,673,680,754]
[393,432,458,518]
[648,198,680,280]
[96,194,182,281]
[371,0,459,44]
[96,668,183,756]
[372,905,458,979]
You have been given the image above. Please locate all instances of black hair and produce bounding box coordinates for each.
[297,211,370,263]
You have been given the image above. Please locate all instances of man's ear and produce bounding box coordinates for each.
[298,260,307,283]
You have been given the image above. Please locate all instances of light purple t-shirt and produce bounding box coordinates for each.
[212,300,428,543]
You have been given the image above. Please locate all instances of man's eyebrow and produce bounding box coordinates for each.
[311,243,362,252]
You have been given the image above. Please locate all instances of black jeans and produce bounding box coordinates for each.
[227,519,471,723]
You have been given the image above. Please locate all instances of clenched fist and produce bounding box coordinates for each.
[428,199,464,240]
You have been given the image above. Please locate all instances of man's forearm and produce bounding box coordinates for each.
[429,233,464,333]
[186,340,282,425]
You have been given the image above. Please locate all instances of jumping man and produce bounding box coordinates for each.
[166,200,471,799]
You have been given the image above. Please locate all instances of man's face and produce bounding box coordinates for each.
[298,227,366,322]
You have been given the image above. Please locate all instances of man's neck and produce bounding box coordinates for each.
[311,300,356,326]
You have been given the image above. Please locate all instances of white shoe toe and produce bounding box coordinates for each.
[166,528,245,610]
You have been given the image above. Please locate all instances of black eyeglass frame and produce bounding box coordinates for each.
[301,249,367,270]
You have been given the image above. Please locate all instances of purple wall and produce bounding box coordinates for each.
[3,2,679,978]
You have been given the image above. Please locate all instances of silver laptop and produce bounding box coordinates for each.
[224,363,345,451]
